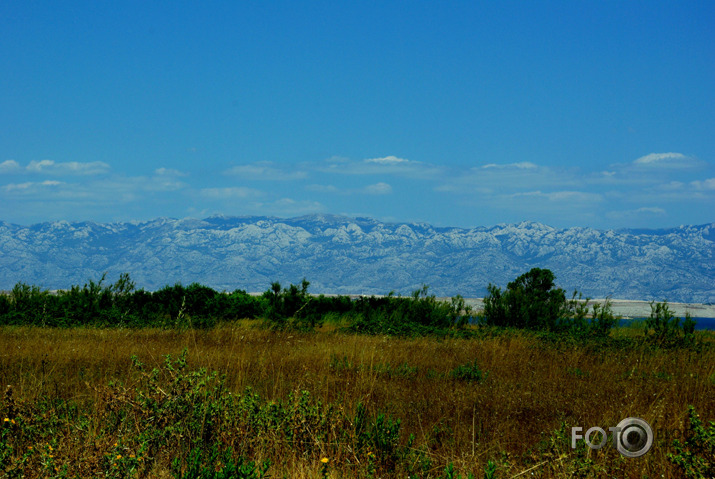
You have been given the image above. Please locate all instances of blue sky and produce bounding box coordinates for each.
[1,1,713,229]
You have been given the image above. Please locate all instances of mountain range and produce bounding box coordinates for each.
[0,214,713,303]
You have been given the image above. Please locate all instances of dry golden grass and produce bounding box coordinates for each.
[1,323,713,478]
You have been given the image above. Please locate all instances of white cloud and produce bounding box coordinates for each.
[224,162,308,180]
[481,162,537,169]
[607,207,666,219]
[510,190,603,203]
[147,179,186,192]
[64,162,109,175]
[255,198,325,216]
[662,181,684,190]
[2,180,63,193]
[364,156,409,165]
[306,184,339,193]
[3,182,34,192]
[25,160,110,175]
[70,174,187,198]
[318,156,441,179]
[25,160,54,172]
[691,178,715,190]
[200,187,263,199]
[306,182,392,195]
[637,206,666,214]
[364,182,392,195]
[433,183,493,194]
[0,160,21,173]
[1,173,188,202]
[634,152,685,164]
[324,156,349,165]
[633,152,696,168]
[155,167,188,177]
[547,191,603,202]
[439,161,575,194]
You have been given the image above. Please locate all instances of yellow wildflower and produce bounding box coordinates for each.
[116,454,122,460]
[2,418,8,422]
[321,457,329,463]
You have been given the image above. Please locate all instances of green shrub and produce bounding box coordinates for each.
[354,403,402,471]
[563,294,618,338]
[171,446,270,479]
[262,279,321,330]
[668,406,715,479]
[449,360,487,382]
[645,301,698,346]
[0,274,273,328]
[347,287,472,336]
[442,462,476,479]
[483,269,619,338]
[3,283,54,326]
[483,268,566,331]
[218,290,265,320]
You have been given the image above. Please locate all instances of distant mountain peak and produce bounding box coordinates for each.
[0,215,712,303]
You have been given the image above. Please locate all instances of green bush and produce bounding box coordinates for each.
[645,301,698,346]
[348,287,472,336]
[449,360,487,383]
[261,279,321,330]
[562,294,618,338]
[0,294,9,318]
[668,406,714,479]
[171,446,270,479]
[483,268,566,331]
[354,403,403,471]
[441,462,476,479]
[0,274,271,328]
[483,268,619,338]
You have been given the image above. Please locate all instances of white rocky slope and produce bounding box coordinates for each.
[0,214,712,303]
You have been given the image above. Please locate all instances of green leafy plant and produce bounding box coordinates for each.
[171,445,270,479]
[483,268,566,331]
[449,360,487,383]
[347,286,472,336]
[483,269,621,339]
[645,301,698,346]
[442,462,476,479]
[668,406,715,479]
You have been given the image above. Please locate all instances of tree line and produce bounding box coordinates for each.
[0,269,698,342]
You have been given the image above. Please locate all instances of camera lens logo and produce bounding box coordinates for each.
[614,417,653,458]
[571,417,654,458]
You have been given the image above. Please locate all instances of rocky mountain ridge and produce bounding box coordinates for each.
[0,214,713,303]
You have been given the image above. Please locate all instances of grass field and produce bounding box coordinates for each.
[1,321,713,478]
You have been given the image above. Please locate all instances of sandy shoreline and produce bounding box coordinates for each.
[456,298,715,319]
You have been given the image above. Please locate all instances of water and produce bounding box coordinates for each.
[620,317,715,331]
[695,318,715,330]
